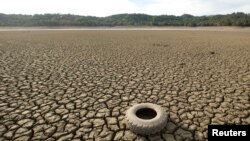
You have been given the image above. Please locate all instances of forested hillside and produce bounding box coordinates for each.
[0,12,249,26]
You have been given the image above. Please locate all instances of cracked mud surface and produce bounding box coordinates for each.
[0,30,249,141]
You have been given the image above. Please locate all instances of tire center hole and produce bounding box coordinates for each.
[136,108,157,120]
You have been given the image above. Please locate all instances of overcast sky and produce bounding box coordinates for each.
[0,0,250,17]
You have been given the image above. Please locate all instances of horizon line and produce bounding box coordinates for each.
[1,12,249,18]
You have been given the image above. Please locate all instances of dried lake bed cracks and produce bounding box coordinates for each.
[0,30,250,141]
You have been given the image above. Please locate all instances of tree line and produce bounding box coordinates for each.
[0,12,249,26]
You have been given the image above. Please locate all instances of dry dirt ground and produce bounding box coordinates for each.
[0,30,249,141]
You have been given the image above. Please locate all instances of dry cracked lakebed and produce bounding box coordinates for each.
[0,30,249,141]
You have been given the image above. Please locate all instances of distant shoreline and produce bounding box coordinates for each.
[1,13,249,27]
[0,26,250,32]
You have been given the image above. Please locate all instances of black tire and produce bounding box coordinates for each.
[125,103,168,135]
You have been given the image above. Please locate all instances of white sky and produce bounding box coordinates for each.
[0,0,249,17]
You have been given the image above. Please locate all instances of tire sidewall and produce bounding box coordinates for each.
[126,103,167,135]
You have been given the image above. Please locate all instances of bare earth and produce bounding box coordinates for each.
[0,30,249,141]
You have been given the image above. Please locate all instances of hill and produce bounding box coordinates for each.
[0,12,249,26]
